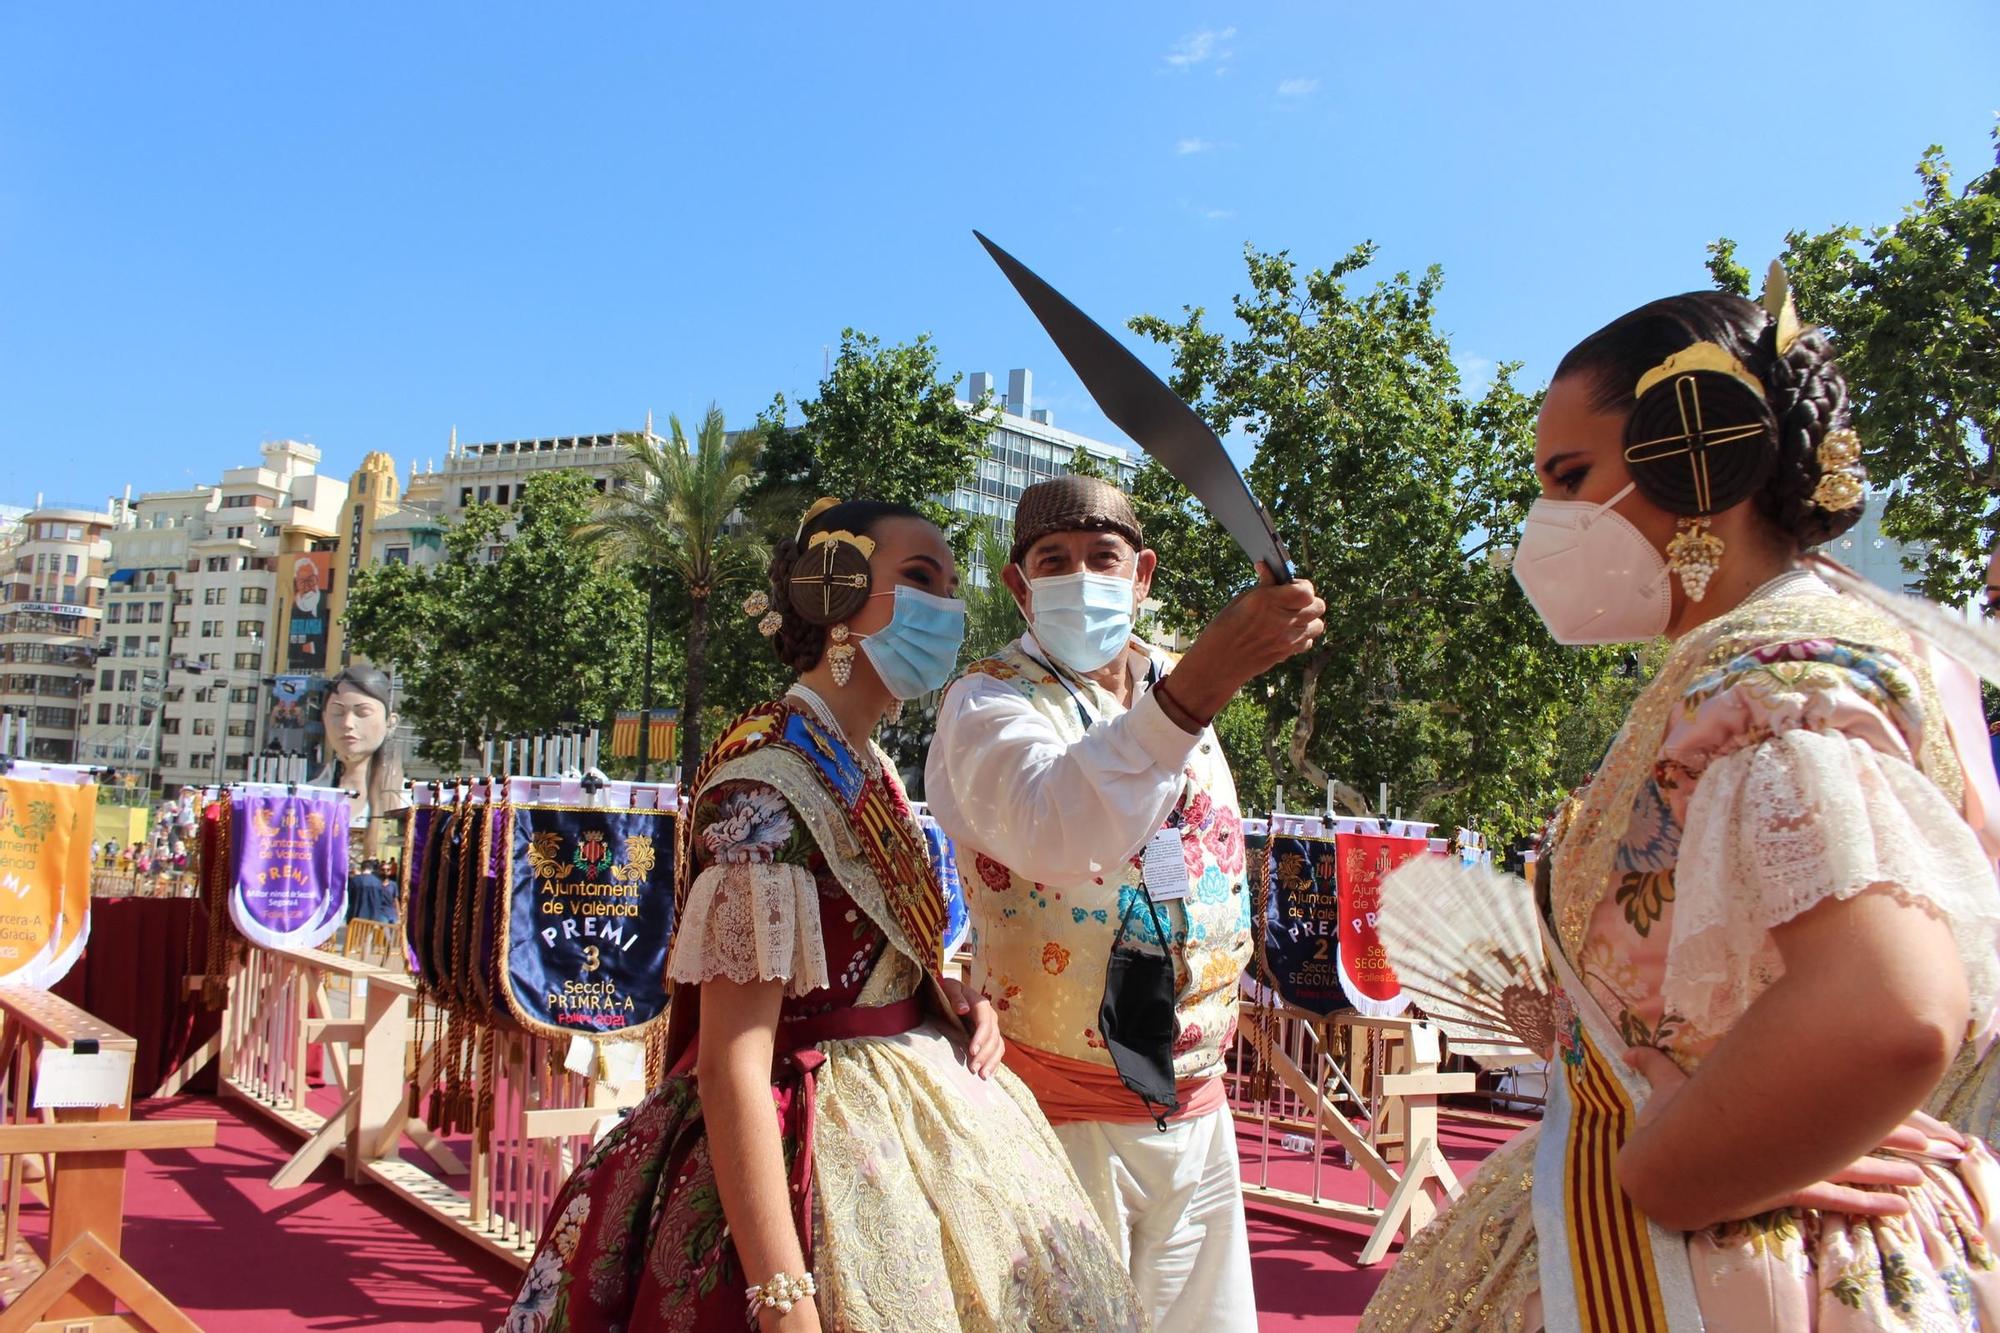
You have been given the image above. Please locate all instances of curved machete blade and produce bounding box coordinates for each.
[974,230,1293,583]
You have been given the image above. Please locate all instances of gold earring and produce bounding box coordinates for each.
[1665,517,1725,602]
[826,624,856,687]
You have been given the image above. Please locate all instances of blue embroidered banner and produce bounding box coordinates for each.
[1262,834,1346,1017]
[502,805,677,1039]
[229,789,349,948]
[923,821,970,956]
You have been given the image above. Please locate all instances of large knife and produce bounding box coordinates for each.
[974,230,1293,583]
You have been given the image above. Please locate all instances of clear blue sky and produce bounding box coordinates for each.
[2,3,1995,507]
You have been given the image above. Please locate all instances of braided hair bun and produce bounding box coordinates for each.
[760,499,930,675]
[1554,290,1863,549]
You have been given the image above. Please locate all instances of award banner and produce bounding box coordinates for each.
[0,775,96,987]
[501,805,676,1040]
[923,821,970,957]
[1263,834,1345,1017]
[228,789,352,948]
[1332,831,1421,1018]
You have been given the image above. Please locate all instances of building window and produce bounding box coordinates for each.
[385,546,409,566]
[97,703,112,725]
[478,486,491,504]
[148,602,164,622]
[203,589,224,605]
[459,487,473,508]
[160,718,179,735]
[200,621,218,638]
[220,494,257,509]
[249,557,275,572]
[158,751,178,769]
[239,587,267,605]
[173,590,193,606]
[496,484,511,505]
[226,719,254,738]
[191,718,215,736]
[225,526,245,540]
[99,669,114,690]
[172,622,189,638]
[233,652,259,670]
[117,671,137,691]
[236,619,262,637]
[145,636,160,656]
[229,686,255,705]
[122,635,140,656]
[106,604,122,624]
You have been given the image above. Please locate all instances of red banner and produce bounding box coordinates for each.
[1333,832,1423,1017]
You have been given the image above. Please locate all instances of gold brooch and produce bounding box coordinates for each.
[1810,428,1865,512]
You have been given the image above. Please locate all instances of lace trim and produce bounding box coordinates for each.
[664,862,831,996]
[1668,727,2000,1038]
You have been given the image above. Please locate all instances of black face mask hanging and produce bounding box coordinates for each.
[1098,888,1179,1131]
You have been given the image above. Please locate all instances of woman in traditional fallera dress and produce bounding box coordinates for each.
[501,500,1143,1333]
[1364,277,2000,1330]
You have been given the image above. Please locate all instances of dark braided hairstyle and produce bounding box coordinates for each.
[1554,290,1862,549]
[764,500,927,674]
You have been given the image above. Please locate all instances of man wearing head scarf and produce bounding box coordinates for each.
[926,475,1324,1333]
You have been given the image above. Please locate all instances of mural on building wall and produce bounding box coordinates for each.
[286,551,334,670]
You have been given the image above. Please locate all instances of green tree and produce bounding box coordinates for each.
[1063,448,1115,483]
[588,406,768,780]
[1129,243,1630,842]
[1710,126,2000,602]
[343,471,643,768]
[751,329,993,554]
[960,522,1022,667]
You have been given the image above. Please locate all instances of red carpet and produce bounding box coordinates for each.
[26,1095,1521,1331]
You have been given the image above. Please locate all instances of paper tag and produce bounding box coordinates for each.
[34,1049,134,1109]
[1142,829,1191,902]
[563,1034,596,1077]
[599,1040,646,1089]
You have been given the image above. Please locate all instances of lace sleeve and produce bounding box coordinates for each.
[663,779,831,995]
[1667,727,2000,1038]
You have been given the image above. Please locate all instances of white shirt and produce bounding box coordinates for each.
[924,632,1201,885]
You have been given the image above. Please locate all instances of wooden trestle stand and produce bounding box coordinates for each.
[1240,1001,1477,1263]
[0,986,217,1332]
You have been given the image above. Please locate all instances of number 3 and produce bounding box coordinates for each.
[583,945,601,972]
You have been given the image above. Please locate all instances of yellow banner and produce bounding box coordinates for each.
[0,778,97,983]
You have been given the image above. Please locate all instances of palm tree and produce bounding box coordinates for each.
[590,405,767,782]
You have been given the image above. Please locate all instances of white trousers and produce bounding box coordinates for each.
[1053,1108,1259,1333]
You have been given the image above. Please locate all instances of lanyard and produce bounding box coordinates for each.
[1019,644,1161,734]
[1021,645,1183,830]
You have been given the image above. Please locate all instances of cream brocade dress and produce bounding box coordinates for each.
[1364,571,2000,1332]
[502,710,1143,1333]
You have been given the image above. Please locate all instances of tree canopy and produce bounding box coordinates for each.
[1130,242,1629,841]
[1710,126,2000,602]
[342,470,644,768]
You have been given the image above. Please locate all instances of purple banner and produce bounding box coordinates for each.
[229,790,351,948]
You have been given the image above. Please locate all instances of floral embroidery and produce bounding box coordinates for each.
[1614,869,1675,937]
[975,853,1013,893]
[1205,805,1245,876]
[1553,990,1584,1070]
[1041,941,1070,975]
[698,785,797,864]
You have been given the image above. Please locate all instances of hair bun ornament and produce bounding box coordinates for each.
[786,533,873,626]
[1623,343,1777,518]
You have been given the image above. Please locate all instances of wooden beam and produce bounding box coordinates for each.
[0,1123,215,1156]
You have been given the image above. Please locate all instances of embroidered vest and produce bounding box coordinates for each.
[960,641,1253,1079]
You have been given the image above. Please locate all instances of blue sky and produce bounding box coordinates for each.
[2,3,1995,507]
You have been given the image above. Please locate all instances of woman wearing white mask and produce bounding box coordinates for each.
[927,475,1325,1333]
[502,499,1144,1333]
[1364,277,2000,1332]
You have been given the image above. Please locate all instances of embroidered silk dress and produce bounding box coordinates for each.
[501,699,1143,1333]
[1364,571,2000,1332]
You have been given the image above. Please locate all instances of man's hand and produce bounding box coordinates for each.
[1164,563,1325,727]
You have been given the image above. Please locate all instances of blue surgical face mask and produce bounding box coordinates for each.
[857,585,968,699]
[1027,570,1135,672]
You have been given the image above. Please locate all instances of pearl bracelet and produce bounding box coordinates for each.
[745,1269,816,1316]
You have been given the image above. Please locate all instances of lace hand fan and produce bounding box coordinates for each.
[1376,856,1557,1068]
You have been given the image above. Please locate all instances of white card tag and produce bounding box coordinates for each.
[563,1034,596,1077]
[1142,829,1192,902]
[599,1040,646,1089]
[34,1049,134,1109]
